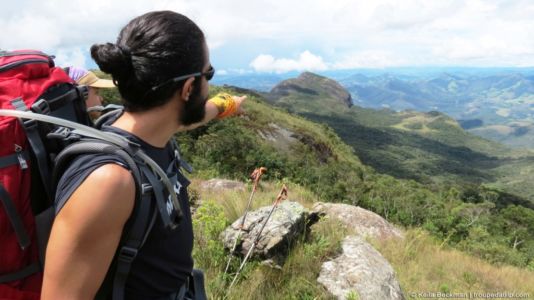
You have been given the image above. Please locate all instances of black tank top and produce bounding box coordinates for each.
[54,125,194,299]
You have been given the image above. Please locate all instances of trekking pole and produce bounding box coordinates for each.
[224,167,267,275]
[228,184,288,290]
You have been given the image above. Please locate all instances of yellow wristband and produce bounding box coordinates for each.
[208,93,238,119]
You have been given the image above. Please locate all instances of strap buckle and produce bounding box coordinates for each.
[22,118,38,131]
[46,126,81,142]
[76,85,89,102]
[31,99,51,115]
[118,246,138,263]
[47,126,71,139]
[141,183,153,195]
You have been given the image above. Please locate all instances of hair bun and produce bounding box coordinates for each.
[90,43,132,79]
[118,44,131,57]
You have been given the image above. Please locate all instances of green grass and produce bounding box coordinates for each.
[373,229,534,298]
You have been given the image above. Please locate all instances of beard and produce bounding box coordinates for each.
[180,85,207,126]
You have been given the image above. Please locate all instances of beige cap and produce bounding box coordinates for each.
[76,71,115,88]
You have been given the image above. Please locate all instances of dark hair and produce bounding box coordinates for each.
[91,11,205,111]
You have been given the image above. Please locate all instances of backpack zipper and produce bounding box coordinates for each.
[0,51,48,57]
[14,144,28,170]
[0,58,50,73]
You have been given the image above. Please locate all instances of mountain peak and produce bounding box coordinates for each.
[270,72,353,108]
[298,71,327,80]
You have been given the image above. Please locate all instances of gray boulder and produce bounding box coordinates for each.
[221,201,308,260]
[312,202,403,240]
[199,179,246,192]
[317,235,405,300]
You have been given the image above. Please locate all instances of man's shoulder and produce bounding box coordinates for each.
[55,150,134,214]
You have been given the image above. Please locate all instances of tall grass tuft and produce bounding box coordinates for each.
[373,228,534,298]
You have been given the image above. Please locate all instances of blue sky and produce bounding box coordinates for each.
[2,0,533,74]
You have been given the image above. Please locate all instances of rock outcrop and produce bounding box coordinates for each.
[317,235,405,300]
[311,202,403,240]
[312,202,405,300]
[199,179,246,192]
[257,123,300,153]
[221,200,406,299]
[221,201,308,260]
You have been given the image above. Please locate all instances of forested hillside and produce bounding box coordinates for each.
[266,72,534,202]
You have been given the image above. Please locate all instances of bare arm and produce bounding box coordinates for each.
[41,164,135,300]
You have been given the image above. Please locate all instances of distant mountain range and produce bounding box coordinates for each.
[227,71,534,202]
[213,69,534,148]
[339,72,534,148]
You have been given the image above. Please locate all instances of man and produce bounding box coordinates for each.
[42,11,244,299]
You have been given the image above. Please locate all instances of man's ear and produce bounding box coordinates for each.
[180,77,196,101]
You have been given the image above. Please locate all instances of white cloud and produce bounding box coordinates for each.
[331,51,408,69]
[250,50,414,71]
[228,68,254,75]
[1,0,533,69]
[250,51,327,73]
[0,15,61,50]
[53,48,87,68]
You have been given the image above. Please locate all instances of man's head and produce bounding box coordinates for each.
[90,11,209,125]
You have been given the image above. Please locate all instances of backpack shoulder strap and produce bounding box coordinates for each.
[170,138,193,173]
[112,168,157,300]
[11,97,54,203]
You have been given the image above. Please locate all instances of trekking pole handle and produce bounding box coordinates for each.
[274,184,288,205]
[250,167,267,192]
[241,167,267,223]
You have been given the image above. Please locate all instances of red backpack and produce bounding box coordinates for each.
[0,50,89,299]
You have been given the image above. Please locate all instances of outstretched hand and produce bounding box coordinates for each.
[182,93,248,132]
[232,95,247,116]
[208,93,247,119]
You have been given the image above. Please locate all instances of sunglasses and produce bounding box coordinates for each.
[149,65,215,93]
